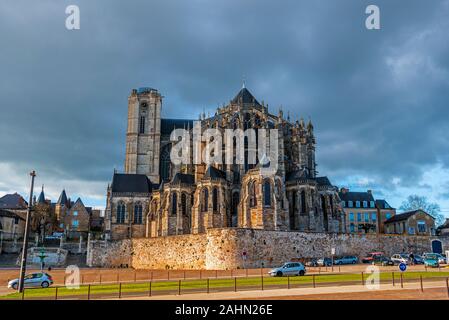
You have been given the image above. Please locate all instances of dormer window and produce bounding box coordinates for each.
[348,201,353,208]
[362,201,367,208]
[355,201,360,208]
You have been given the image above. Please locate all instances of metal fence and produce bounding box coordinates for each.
[11,271,449,300]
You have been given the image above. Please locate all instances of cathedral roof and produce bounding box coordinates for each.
[204,166,226,180]
[315,176,332,186]
[161,119,194,135]
[231,87,261,106]
[286,168,309,181]
[111,173,152,193]
[171,173,195,185]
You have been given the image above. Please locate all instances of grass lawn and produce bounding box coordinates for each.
[2,271,448,300]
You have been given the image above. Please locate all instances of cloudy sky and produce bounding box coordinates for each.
[0,0,448,216]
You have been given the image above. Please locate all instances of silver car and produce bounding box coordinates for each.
[334,256,358,265]
[268,262,306,277]
[7,273,53,290]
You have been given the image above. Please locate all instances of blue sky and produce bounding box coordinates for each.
[0,0,448,217]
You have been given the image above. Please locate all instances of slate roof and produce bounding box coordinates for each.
[37,186,46,204]
[57,190,68,206]
[161,119,194,135]
[384,210,431,224]
[204,166,226,180]
[111,173,152,193]
[338,191,374,203]
[286,169,309,181]
[375,199,394,210]
[231,87,261,106]
[171,173,195,185]
[0,209,25,220]
[315,176,332,186]
[0,193,27,210]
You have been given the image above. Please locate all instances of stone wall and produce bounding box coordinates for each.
[87,228,449,270]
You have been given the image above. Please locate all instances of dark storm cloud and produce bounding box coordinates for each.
[0,0,448,202]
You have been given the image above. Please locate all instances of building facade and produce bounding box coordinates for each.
[105,86,346,240]
[384,209,436,236]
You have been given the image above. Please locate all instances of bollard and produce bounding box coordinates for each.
[168,270,170,280]
[287,276,290,289]
[313,275,316,288]
[361,272,364,286]
[100,274,102,284]
[117,273,119,283]
[207,278,210,294]
[446,278,449,298]
[22,288,25,300]
[149,281,152,297]
[215,270,218,279]
[55,287,58,300]
[151,271,153,281]
[87,284,91,300]
[392,272,395,286]
[339,266,341,273]
[420,275,423,292]
[178,280,181,295]
[400,274,403,288]
[234,277,237,292]
[134,271,137,282]
[261,274,264,291]
[184,271,186,280]
[119,283,122,299]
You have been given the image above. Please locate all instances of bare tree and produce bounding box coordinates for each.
[399,195,444,226]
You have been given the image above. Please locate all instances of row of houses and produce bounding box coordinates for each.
[339,188,437,236]
[0,188,104,241]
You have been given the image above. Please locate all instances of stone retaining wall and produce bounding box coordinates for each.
[86,228,449,269]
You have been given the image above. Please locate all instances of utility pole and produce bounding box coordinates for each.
[18,170,36,293]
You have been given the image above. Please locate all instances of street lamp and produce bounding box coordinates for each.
[18,170,36,293]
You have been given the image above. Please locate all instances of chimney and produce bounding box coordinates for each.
[340,187,349,194]
[367,190,372,194]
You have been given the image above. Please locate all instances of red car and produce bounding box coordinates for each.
[362,252,383,263]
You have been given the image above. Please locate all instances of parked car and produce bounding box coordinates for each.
[306,259,318,267]
[372,255,394,266]
[7,273,53,290]
[423,253,447,265]
[362,252,383,263]
[391,254,410,265]
[412,255,424,265]
[316,258,333,266]
[333,256,358,265]
[268,262,306,277]
[423,254,440,268]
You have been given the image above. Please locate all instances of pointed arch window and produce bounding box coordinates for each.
[172,193,177,215]
[202,188,209,212]
[117,202,126,224]
[249,181,257,207]
[263,180,271,207]
[134,203,143,224]
[181,193,187,216]
[212,188,218,212]
[300,190,306,214]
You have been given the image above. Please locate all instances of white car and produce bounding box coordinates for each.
[268,262,306,277]
[391,254,410,265]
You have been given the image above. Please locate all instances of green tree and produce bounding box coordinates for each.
[399,195,444,226]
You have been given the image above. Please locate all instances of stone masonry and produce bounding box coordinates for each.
[87,229,448,270]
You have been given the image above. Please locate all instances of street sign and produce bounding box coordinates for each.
[331,248,335,255]
[399,262,407,272]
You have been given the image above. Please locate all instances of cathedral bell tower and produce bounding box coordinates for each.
[124,87,162,183]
